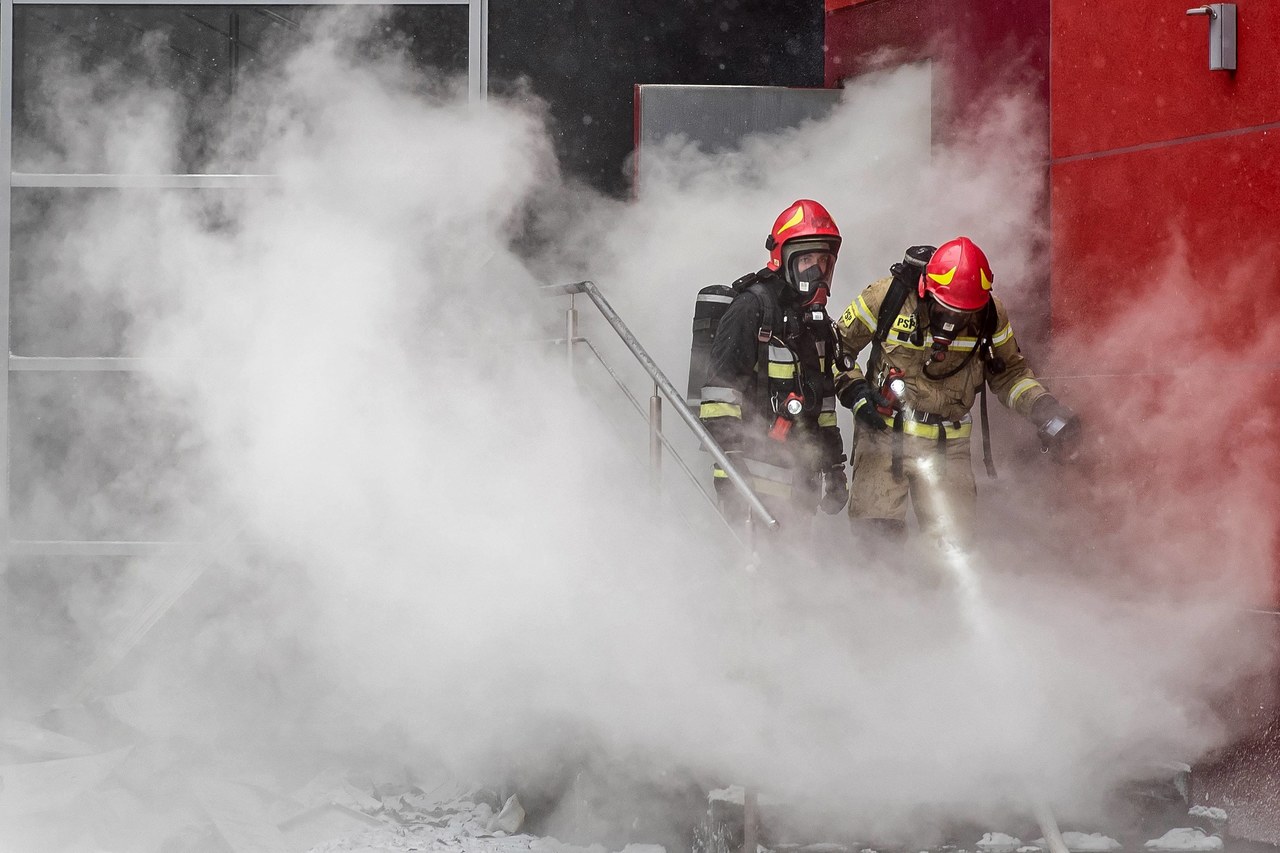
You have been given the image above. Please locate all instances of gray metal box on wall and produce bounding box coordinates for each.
[633,84,842,191]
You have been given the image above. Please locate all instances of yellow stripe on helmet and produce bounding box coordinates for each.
[777,206,805,234]
[927,266,956,286]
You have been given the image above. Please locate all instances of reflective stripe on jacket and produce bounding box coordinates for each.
[833,276,1049,423]
[697,271,845,492]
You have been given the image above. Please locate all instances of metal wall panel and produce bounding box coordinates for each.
[636,84,840,154]
[634,84,841,193]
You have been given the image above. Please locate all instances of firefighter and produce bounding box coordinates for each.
[698,199,848,535]
[833,237,1080,546]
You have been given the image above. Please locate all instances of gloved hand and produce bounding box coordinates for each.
[839,379,891,431]
[819,465,850,514]
[1030,395,1082,463]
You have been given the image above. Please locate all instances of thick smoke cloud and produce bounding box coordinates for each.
[1,8,1273,851]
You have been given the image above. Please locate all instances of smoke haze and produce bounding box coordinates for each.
[1,8,1273,851]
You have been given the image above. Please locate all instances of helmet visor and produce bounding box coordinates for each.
[926,295,980,343]
[787,250,837,304]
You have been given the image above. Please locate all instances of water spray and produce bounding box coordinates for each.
[913,456,1070,851]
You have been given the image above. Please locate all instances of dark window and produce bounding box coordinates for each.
[12,4,469,174]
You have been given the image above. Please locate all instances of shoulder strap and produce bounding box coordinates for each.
[745,281,783,416]
[746,280,782,331]
[980,385,997,479]
[868,271,912,378]
[874,273,912,345]
[977,299,1000,478]
[976,300,1006,374]
[731,269,762,294]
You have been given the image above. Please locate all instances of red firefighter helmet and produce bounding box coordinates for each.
[766,199,841,270]
[764,200,841,303]
[920,236,994,311]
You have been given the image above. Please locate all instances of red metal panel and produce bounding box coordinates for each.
[828,0,1280,824]
[1052,0,1280,159]
[824,0,935,87]
[1049,106,1280,618]
[824,0,1048,131]
[1051,130,1280,366]
[825,0,873,11]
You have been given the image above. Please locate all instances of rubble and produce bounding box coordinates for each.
[1030,833,1120,852]
[977,833,1023,853]
[0,719,1261,853]
[1187,807,1227,826]
[1143,829,1223,852]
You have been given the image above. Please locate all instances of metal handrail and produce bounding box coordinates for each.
[575,336,725,512]
[541,280,778,530]
[536,333,751,545]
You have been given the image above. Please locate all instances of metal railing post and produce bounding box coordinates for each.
[649,382,662,494]
[1,0,13,571]
[541,280,778,532]
[566,296,578,377]
[742,787,758,853]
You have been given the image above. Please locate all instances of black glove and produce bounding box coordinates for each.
[839,379,890,431]
[819,465,850,514]
[1030,395,1082,463]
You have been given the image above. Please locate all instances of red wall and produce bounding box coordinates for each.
[826,2,1280,834]
[1049,1,1280,613]
[824,0,1050,134]
[1051,1,1280,348]
[827,0,1280,611]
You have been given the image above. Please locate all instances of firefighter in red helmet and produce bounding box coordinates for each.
[697,200,848,534]
[832,237,1080,545]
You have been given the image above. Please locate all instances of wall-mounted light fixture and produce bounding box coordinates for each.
[1186,4,1238,71]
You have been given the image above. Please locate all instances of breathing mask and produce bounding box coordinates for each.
[926,295,978,362]
[786,249,836,306]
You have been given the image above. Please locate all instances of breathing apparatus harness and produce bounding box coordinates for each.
[861,248,1007,479]
[727,268,831,444]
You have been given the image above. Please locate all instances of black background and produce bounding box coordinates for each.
[12,2,824,195]
[492,0,824,195]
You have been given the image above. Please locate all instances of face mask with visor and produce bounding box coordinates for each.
[783,241,838,306]
[925,295,980,362]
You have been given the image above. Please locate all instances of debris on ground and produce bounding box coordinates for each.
[1029,832,1120,852]
[977,833,1023,852]
[1144,829,1224,851]
[1188,807,1228,827]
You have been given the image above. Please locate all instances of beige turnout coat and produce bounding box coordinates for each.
[831,276,1050,539]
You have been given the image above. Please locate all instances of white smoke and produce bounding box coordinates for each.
[1,8,1272,851]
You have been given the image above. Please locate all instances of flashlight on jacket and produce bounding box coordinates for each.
[876,368,906,416]
[768,392,805,441]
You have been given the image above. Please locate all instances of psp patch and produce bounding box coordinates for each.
[892,313,917,334]
[840,305,857,327]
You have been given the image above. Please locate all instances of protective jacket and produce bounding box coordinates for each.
[699,269,844,504]
[834,276,1049,430]
[833,275,1050,542]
